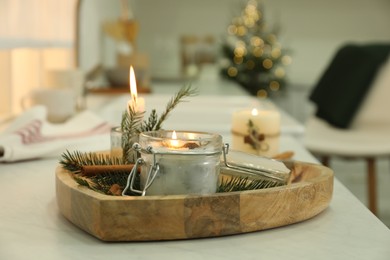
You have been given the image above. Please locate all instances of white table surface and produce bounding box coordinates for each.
[1,77,390,259]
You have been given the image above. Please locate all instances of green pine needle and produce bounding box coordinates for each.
[73,175,105,194]
[121,83,198,135]
[155,83,198,130]
[140,109,158,132]
[218,175,283,192]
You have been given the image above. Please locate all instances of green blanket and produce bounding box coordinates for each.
[309,43,390,128]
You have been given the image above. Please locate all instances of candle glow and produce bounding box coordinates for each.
[127,66,145,113]
[251,108,258,116]
[170,130,180,148]
[129,66,138,110]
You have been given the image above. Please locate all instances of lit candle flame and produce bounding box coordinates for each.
[170,130,180,147]
[251,108,258,116]
[129,66,138,110]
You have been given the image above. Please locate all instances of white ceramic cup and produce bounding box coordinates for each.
[46,69,84,89]
[45,69,85,110]
[21,88,76,123]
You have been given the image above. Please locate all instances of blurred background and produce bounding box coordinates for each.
[1,0,389,118]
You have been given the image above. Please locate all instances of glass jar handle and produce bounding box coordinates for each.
[122,144,160,196]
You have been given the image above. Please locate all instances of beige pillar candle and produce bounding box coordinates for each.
[231,108,280,157]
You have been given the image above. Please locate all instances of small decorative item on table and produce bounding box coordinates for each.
[231,104,280,157]
[220,147,290,190]
[123,130,223,196]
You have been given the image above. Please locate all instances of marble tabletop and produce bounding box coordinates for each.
[1,75,389,259]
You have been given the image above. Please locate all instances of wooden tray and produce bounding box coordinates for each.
[55,161,333,241]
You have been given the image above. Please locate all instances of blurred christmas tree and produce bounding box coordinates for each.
[220,0,292,98]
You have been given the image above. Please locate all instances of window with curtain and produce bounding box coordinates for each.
[0,0,77,117]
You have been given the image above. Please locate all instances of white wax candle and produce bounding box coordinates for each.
[232,108,280,135]
[231,108,281,157]
[127,96,145,113]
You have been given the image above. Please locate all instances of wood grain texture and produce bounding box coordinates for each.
[55,161,333,241]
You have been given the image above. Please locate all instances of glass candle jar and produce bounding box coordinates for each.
[110,126,139,163]
[136,130,223,196]
[110,126,123,158]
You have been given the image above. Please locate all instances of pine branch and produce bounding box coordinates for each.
[121,106,145,136]
[120,105,145,163]
[59,150,126,174]
[155,83,198,130]
[121,84,197,135]
[119,84,197,163]
[140,109,158,132]
[73,175,106,194]
[60,150,141,196]
[218,175,283,192]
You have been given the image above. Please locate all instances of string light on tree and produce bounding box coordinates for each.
[220,0,292,98]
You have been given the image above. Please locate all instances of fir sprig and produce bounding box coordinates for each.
[59,150,126,173]
[73,176,105,194]
[121,105,145,136]
[89,171,140,196]
[140,109,158,132]
[154,84,198,130]
[60,150,140,196]
[120,84,198,163]
[121,83,197,135]
[120,106,142,163]
[218,175,283,192]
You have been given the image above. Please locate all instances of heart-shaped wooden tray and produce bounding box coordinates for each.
[56,160,333,241]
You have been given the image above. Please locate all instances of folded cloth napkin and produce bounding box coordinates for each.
[0,106,112,162]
